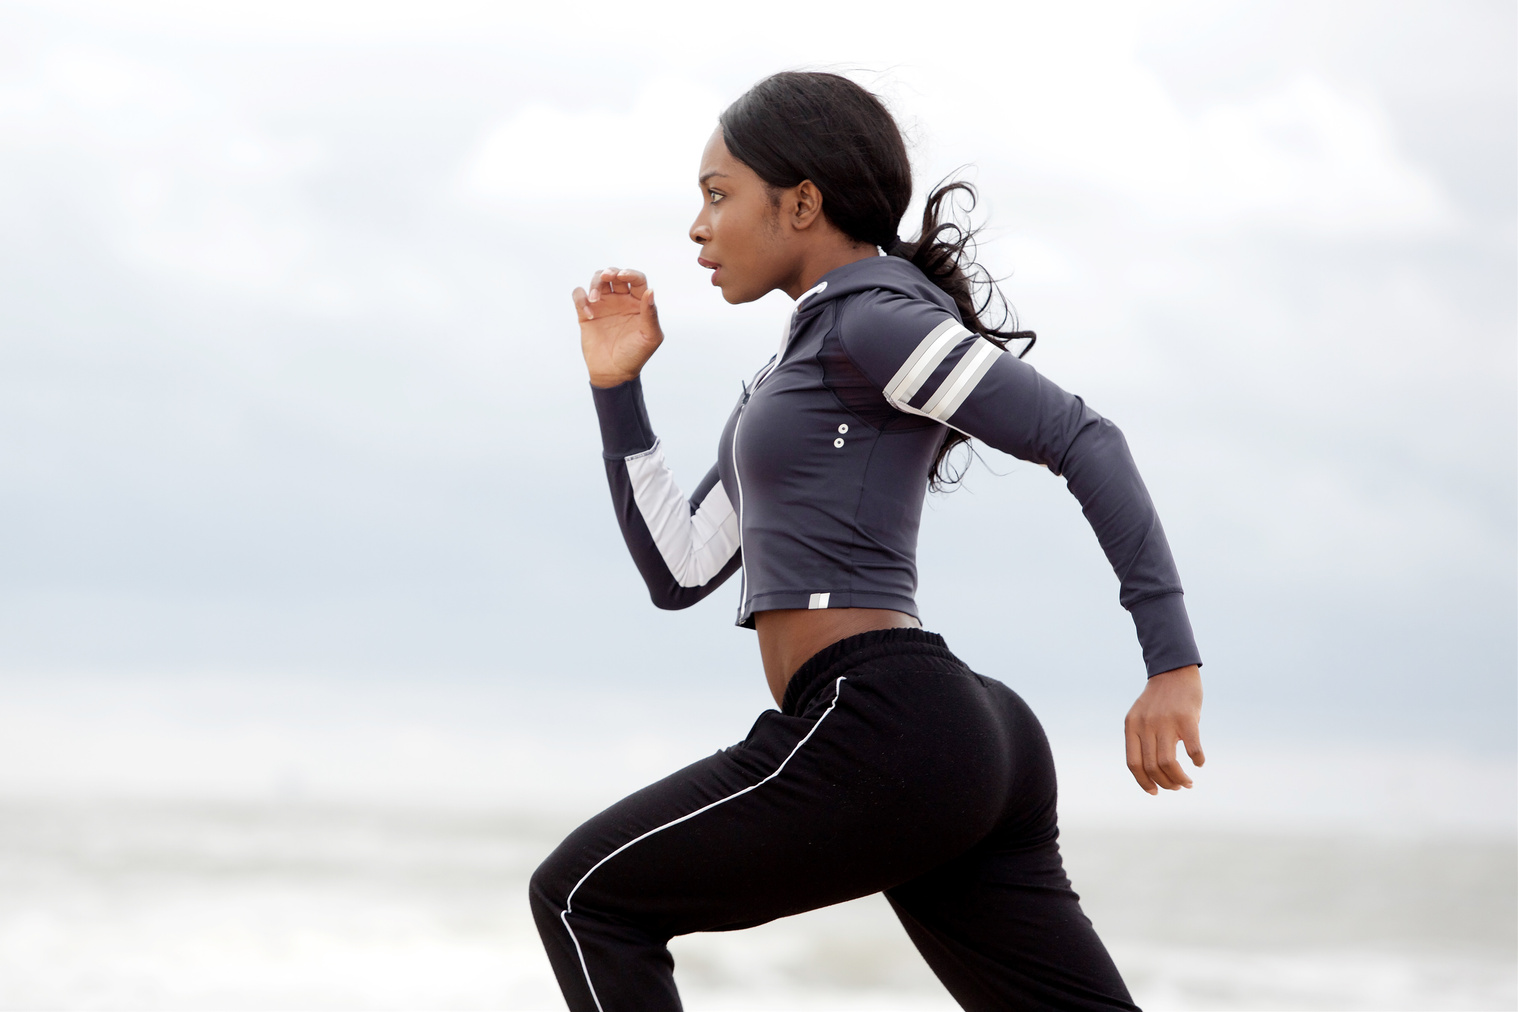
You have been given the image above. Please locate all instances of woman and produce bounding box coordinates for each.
[530,71,1204,1012]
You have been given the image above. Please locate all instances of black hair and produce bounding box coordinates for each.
[719,71,1035,490]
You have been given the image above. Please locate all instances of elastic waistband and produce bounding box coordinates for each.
[781,627,954,716]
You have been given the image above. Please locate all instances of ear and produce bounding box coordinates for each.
[789,180,825,231]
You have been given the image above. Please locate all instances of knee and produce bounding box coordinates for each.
[528,842,578,925]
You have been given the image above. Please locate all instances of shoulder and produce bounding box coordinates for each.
[827,256,960,330]
[804,256,969,382]
[838,287,958,336]
[834,287,968,384]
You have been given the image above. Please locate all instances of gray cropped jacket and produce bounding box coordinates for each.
[590,255,1201,677]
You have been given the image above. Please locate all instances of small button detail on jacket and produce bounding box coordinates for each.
[833,437,845,448]
[837,423,849,434]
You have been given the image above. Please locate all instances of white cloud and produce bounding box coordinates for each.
[921,32,1455,238]
[0,45,456,318]
[1178,74,1455,235]
[461,77,726,206]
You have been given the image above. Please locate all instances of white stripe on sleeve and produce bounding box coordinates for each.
[919,339,1001,421]
[882,320,970,409]
[624,442,741,587]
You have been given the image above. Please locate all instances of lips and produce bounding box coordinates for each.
[697,256,721,286]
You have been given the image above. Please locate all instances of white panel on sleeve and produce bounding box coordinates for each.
[625,442,740,588]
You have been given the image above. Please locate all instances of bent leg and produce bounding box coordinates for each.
[530,666,1015,1012]
[527,731,782,1012]
[887,836,1137,1011]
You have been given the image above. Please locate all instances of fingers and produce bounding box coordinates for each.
[1125,716,1200,794]
[586,267,612,301]
[571,287,593,321]
[1124,665,1205,796]
[637,288,665,352]
[1125,720,1156,795]
[1150,728,1193,791]
[585,267,649,303]
[615,268,648,290]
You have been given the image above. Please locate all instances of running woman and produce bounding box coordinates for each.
[530,71,1205,1011]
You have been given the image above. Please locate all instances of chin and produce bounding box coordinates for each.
[720,283,766,305]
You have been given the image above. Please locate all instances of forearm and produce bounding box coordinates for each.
[592,379,741,608]
[1058,415,1201,675]
[948,360,1201,675]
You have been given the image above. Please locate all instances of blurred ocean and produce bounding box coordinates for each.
[0,799,1511,1010]
[0,672,1512,1010]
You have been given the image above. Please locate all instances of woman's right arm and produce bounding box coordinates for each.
[575,269,743,609]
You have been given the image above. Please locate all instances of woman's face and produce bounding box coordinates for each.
[689,128,793,304]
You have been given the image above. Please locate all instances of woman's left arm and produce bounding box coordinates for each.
[946,350,1208,794]
[945,348,1208,794]
[836,294,1204,793]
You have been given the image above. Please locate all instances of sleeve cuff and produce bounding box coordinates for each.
[1129,592,1203,677]
[590,378,656,458]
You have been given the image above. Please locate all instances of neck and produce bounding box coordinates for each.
[782,239,878,301]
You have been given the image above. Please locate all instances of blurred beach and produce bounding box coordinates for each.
[0,798,1511,1009]
[0,672,1511,1010]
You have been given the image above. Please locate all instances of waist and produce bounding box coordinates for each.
[756,607,921,707]
[779,626,955,716]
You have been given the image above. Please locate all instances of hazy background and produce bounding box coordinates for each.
[0,1,1512,1008]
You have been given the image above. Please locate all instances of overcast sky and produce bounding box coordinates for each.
[0,0,1512,767]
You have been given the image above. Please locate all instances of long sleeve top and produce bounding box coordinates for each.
[591,255,1201,677]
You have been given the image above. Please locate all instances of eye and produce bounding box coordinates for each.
[708,190,724,205]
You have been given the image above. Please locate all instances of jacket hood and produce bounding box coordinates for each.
[794,254,961,320]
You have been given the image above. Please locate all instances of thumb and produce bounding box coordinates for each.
[1183,728,1206,767]
[641,289,662,337]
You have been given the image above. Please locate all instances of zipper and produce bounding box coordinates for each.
[731,346,786,624]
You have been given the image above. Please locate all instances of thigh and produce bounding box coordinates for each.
[883,683,1138,1012]
[538,669,1011,940]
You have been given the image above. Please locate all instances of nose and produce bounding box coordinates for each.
[689,216,710,246]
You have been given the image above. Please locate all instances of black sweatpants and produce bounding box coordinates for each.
[530,629,1137,1011]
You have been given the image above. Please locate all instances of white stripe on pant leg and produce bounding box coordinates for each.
[559,676,850,1012]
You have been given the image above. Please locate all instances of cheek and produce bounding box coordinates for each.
[713,201,755,242]
[724,207,770,263]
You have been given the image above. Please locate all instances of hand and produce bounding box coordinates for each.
[1124,664,1204,794]
[572,267,663,388]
